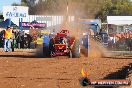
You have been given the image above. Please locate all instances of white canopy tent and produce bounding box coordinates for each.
[107,16,132,25]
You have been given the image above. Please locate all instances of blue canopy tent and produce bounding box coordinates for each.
[80,21,97,25]
[0,19,18,29]
[80,20,100,34]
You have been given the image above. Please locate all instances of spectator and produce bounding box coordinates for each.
[27,34,32,48]
[0,30,4,48]
[20,31,25,48]
[10,27,15,52]
[15,30,21,48]
[126,35,132,51]
[25,33,32,48]
[4,26,13,52]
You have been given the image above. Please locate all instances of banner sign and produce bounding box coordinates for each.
[3,6,28,18]
[22,22,46,28]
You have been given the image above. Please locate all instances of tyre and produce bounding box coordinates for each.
[69,50,72,58]
[71,40,80,58]
[43,34,51,58]
[43,44,50,58]
[49,38,55,57]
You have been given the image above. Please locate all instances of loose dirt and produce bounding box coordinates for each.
[0,49,132,88]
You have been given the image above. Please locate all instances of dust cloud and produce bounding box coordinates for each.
[33,0,112,59]
[89,38,110,58]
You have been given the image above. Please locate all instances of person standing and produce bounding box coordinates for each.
[15,30,21,49]
[24,33,32,49]
[20,31,25,48]
[4,26,13,52]
[0,30,4,48]
[10,27,15,52]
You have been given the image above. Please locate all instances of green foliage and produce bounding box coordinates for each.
[11,0,27,6]
[11,2,20,6]
[96,0,132,22]
[21,2,27,6]
[28,0,104,17]
[21,0,27,3]
[11,0,132,21]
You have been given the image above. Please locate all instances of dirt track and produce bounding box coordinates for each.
[0,49,132,88]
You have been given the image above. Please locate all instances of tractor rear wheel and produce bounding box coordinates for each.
[43,44,51,58]
[69,50,72,58]
[71,40,80,58]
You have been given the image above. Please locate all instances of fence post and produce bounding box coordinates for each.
[19,18,23,32]
[18,18,23,49]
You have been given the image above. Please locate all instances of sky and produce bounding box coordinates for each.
[0,0,21,12]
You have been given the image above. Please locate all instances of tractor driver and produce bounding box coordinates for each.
[59,37,68,48]
[60,37,65,44]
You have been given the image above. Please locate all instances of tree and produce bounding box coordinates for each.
[21,0,27,6]
[11,0,27,6]
[96,0,132,22]
[9,0,103,19]
[11,2,20,6]
[21,0,27,4]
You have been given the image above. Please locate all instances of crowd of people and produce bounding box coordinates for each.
[108,33,132,51]
[0,26,33,52]
[0,26,132,52]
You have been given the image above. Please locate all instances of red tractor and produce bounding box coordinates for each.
[43,30,80,58]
